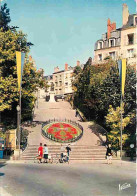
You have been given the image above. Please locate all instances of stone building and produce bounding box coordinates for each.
[53,63,74,96]
[93,4,137,66]
[45,61,82,96]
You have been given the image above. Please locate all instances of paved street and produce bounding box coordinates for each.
[0,162,136,196]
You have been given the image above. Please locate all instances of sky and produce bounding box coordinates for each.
[3,0,136,75]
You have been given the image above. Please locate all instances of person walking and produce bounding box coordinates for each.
[106,144,113,164]
[60,144,64,162]
[75,110,78,117]
[38,143,43,163]
[43,144,48,163]
[66,144,71,163]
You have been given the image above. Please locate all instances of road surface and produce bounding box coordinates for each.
[0,161,136,196]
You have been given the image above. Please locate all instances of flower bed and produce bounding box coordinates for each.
[42,121,83,143]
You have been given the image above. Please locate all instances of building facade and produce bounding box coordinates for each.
[53,63,74,96]
[93,4,137,66]
[45,61,82,96]
[44,75,53,95]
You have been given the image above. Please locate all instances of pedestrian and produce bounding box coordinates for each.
[38,143,43,163]
[75,110,78,117]
[60,144,64,162]
[43,144,48,163]
[66,144,71,163]
[106,144,113,164]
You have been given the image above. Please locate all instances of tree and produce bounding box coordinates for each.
[73,59,117,121]
[73,58,136,152]
[0,3,11,31]
[105,104,133,150]
[73,66,82,76]
[0,28,47,127]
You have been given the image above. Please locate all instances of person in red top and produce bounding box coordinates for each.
[38,143,43,163]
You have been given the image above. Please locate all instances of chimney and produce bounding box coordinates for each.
[107,18,116,39]
[122,4,129,26]
[77,61,80,66]
[65,63,68,71]
[54,66,59,73]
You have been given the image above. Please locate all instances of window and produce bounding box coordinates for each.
[55,82,58,87]
[65,82,68,86]
[98,54,102,61]
[127,34,134,45]
[109,52,115,60]
[109,39,115,47]
[98,41,103,49]
[59,81,62,86]
[127,49,134,58]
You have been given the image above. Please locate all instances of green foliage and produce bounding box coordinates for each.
[0,131,5,139]
[73,66,82,75]
[0,4,48,127]
[73,58,136,151]
[0,3,11,31]
[105,104,133,150]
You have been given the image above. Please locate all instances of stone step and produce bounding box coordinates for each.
[22,152,106,156]
[21,157,106,160]
[22,154,105,158]
[27,145,105,147]
[24,149,106,153]
[26,147,106,150]
[21,144,107,161]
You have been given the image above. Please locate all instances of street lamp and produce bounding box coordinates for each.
[37,89,39,108]
[16,105,20,154]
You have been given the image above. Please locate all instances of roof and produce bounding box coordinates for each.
[53,70,65,74]
[122,14,136,29]
[53,67,74,74]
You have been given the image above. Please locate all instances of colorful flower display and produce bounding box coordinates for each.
[43,122,82,142]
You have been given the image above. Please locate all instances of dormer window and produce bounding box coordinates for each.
[109,39,115,47]
[98,41,103,49]
[127,34,134,45]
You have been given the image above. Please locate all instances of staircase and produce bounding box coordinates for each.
[21,145,107,161]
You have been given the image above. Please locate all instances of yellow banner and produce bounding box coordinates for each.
[16,51,21,91]
[122,59,126,97]
[16,51,25,91]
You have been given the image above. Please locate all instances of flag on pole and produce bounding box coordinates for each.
[16,51,25,91]
[118,59,127,97]
[121,59,126,97]
[118,59,122,84]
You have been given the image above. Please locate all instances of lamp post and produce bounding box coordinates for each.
[37,89,39,108]
[16,105,20,155]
